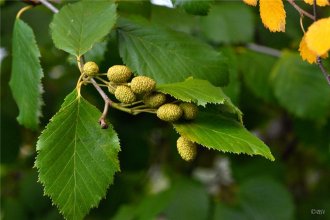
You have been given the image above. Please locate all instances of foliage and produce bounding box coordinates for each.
[1,1,330,220]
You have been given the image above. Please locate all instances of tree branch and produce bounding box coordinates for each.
[38,0,59,13]
[246,43,281,57]
[286,0,315,20]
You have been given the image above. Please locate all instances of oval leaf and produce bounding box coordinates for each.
[35,90,120,220]
[9,19,44,130]
[117,16,228,86]
[271,52,330,120]
[157,77,226,106]
[173,111,274,161]
[50,1,117,56]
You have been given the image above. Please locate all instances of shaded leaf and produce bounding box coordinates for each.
[271,52,330,120]
[213,203,248,220]
[50,1,117,56]
[239,49,276,102]
[221,47,240,104]
[200,3,254,44]
[239,177,294,220]
[117,16,228,86]
[35,90,120,220]
[171,0,212,15]
[173,111,274,161]
[9,19,44,130]
[112,178,209,220]
[157,77,226,106]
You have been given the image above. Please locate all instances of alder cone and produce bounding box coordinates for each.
[131,76,156,94]
[114,85,136,104]
[177,136,197,161]
[143,92,166,108]
[107,65,132,83]
[180,103,198,120]
[83,61,99,76]
[157,103,182,122]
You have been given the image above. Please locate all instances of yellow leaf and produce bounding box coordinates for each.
[259,0,286,32]
[299,35,328,64]
[243,0,258,6]
[304,0,329,7]
[299,36,318,63]
[305,18,330,56]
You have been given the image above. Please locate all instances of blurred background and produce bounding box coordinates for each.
[1,0,330,219]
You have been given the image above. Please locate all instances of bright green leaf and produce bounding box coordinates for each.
[199,3,254,44]
[9,19,44,130]
[171,0,212,16]
[50,1,117,56]
[157,77,226,106]
[35,90,120,220]
[271,52,330,120]
[173,111,274,161]
[117,16,228,86]
[239,177,295,220]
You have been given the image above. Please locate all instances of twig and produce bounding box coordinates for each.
[90,78,111,105]
[16,5,34,19]
[38,0,59,13]
[313,0,317,20]
[286,0,315,20]
[246,43,281,57]
[316,58,330,85]
[99,103,109,129]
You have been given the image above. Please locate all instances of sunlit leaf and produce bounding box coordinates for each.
[157,78,226,106]
[259,0,286,32]
[35,90,120,220]
[173,111,274,161]
[50,1,117,56]
[117,16,228,86]
[305,17,330,56]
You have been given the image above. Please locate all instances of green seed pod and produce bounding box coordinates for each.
[157,103,182,122]
[130,76,156,94]
[143,92,167,108]
[107,65,132,83]
[114,85,136,104]
[83,61,99,76]
[179,102,198,120]
[177,136,197,161]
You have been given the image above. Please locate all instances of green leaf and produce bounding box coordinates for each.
[162,179,210,220]
[157,77,226,106]
[112,178,209,220]
[50,1,117,56]
[199,3,254,44]
[213,203,248,220]
[171,0,212,16]
[271,52,330,120]
[117,16,228,86]
[173,111,274,161]
[239,177,295,220]
[9,19,44,130]
[35,90,120,220]
[239,49,276,102]
[221,47,240,105]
